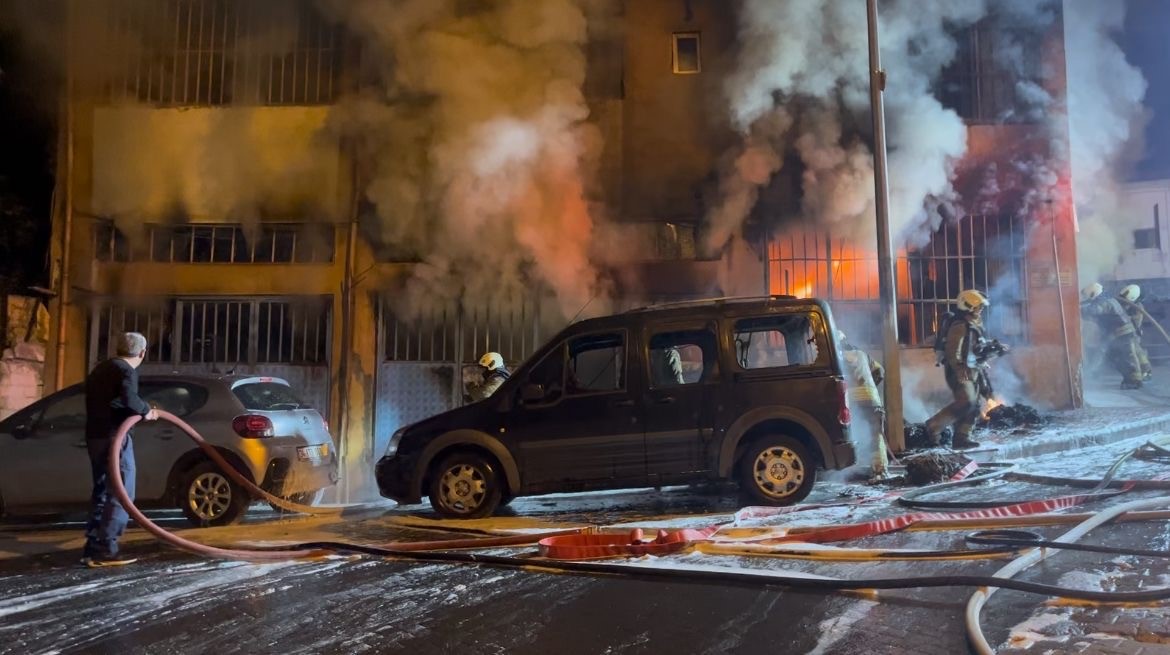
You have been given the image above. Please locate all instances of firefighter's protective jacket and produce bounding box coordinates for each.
[468,367,510,401]
[1084,296,1137,338]
[842,348,882,407]
[943,314,984,373]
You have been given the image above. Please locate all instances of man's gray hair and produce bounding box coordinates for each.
[116,332,148,357]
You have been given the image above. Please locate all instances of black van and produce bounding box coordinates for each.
[375,296,856,518]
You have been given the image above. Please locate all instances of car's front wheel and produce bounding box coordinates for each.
[427,451,502,519]
[178,461,251,526]
[738,435,817,506]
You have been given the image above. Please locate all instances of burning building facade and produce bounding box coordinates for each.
[39,0,1090,499]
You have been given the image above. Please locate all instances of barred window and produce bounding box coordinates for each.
[938,20,1046,125]
[93,222,335,263]
[98,0,342,106]
[257,300,329,364]
[91,296,331,366]
[767,214,1028,346]
[382,300,542,365]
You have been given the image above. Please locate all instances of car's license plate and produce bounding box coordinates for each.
[298,443,329,462]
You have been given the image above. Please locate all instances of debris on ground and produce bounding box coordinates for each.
[904,423,952,449]
[978,403,1048,433]
[903,451,974,485]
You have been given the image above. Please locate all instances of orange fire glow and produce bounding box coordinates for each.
[981,397,1004,421]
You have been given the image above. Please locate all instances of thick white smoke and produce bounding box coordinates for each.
[318,0,610,320]
[1063,0,1149,284]
[711,0,1067,255]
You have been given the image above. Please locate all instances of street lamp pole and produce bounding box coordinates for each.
[866,0,905,452]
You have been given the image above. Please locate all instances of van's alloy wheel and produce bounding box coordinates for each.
[428,452,502,519]
[739,435,816,506]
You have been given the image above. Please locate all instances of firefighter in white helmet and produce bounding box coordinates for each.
[1081,282,1143,389]
[467,352,510,401]
[1117,284,1153,380]
[925,289,1007,449]
[836,330,888,478]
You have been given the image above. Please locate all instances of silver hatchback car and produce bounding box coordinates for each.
[0,374,338,526]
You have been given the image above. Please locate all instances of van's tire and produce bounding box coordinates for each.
[428,451,502,519]
[738,435,816,506]
[267,489,323,513]
[178,461,251,527]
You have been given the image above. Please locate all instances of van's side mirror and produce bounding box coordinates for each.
[11,423,32,439]
[520,384,545,403]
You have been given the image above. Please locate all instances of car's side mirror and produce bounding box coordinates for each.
[520,384,545,403]
[11,423,32,439]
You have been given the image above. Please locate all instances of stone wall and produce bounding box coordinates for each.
[0,296,49,420]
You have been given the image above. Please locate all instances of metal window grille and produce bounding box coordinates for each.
[382,300,542,365]
[93,303,173,363]
[177,300,251,363]
[97,0,342,106]
[93,222,335,263]
[257,300,329,364]
[938,20,1044,125]
[767,214,1028,347]
[91,296,330,366]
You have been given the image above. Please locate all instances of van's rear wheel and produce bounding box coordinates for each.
[428,452,502,519]
[738,435,816,506]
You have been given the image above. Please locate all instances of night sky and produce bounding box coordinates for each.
[1123,0,1170,180]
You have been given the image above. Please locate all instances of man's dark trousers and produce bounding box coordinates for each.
[83,436,136,559]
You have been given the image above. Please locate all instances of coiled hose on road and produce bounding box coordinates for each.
[110,414,1170,623]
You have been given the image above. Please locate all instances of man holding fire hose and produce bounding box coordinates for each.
[82,332,159,567]
[925,289,1010,450]
[1081,282,1144,390]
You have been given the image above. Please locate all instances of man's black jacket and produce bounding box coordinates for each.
[85,358,151,441]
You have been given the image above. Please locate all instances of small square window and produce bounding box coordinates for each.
[672,32,701,74]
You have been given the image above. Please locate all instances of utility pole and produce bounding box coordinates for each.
[866,0,905,452]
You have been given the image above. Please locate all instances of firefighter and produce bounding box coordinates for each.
[836,331,888,478]
[650,344,685,386]
[1081,282,1143,389]
[1118,284,1153,381]
[925,289,1006,450]
[467,352,510,401]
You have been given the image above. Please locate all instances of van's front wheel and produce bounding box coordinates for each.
[428,451,502,519]
[739,435,816,506]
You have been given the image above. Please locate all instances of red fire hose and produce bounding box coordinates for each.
[108,412,583,560]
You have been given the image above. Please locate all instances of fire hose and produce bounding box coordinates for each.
[109,413,1170,608]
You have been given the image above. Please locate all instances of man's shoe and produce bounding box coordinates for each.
[82,554,138,568]
[1121,379,1143,390]
[951,437,981,449]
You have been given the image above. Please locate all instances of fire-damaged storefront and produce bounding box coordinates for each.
[43,0,1087,501]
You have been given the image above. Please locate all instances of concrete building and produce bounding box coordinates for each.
[45,0,1083,499]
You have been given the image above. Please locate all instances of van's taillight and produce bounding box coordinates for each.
[233,414,275,438]
[836,380,852,425]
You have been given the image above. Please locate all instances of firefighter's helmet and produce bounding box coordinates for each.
[1081,282,1104,302]
[479,352,505,371]
[956,289,990,313]
[1120,284,1141,302]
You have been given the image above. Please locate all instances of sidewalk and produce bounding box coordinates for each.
[944,379,1170,463]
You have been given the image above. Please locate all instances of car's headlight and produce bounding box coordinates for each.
[385,427,406,457]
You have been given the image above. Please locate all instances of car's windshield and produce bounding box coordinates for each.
[232,382,306,411]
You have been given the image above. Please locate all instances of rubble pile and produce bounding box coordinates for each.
[904,423,951,449]
[903,451,973,485]
[979,403,1048,432]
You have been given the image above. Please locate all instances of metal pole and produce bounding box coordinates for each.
[55,0,75,390]
[866,0,905,452]
[1048,200,1078,409]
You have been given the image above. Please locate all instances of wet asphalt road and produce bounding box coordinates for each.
[2,468,1170,655]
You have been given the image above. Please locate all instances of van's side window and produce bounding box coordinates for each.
[648,329,718,387]
[733,314,823,370]
[523,345,566,404]
[568,332,625,394]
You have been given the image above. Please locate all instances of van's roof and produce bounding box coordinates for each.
[567,295,833,332]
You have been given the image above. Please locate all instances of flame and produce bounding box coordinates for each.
[981,397,1004,421]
